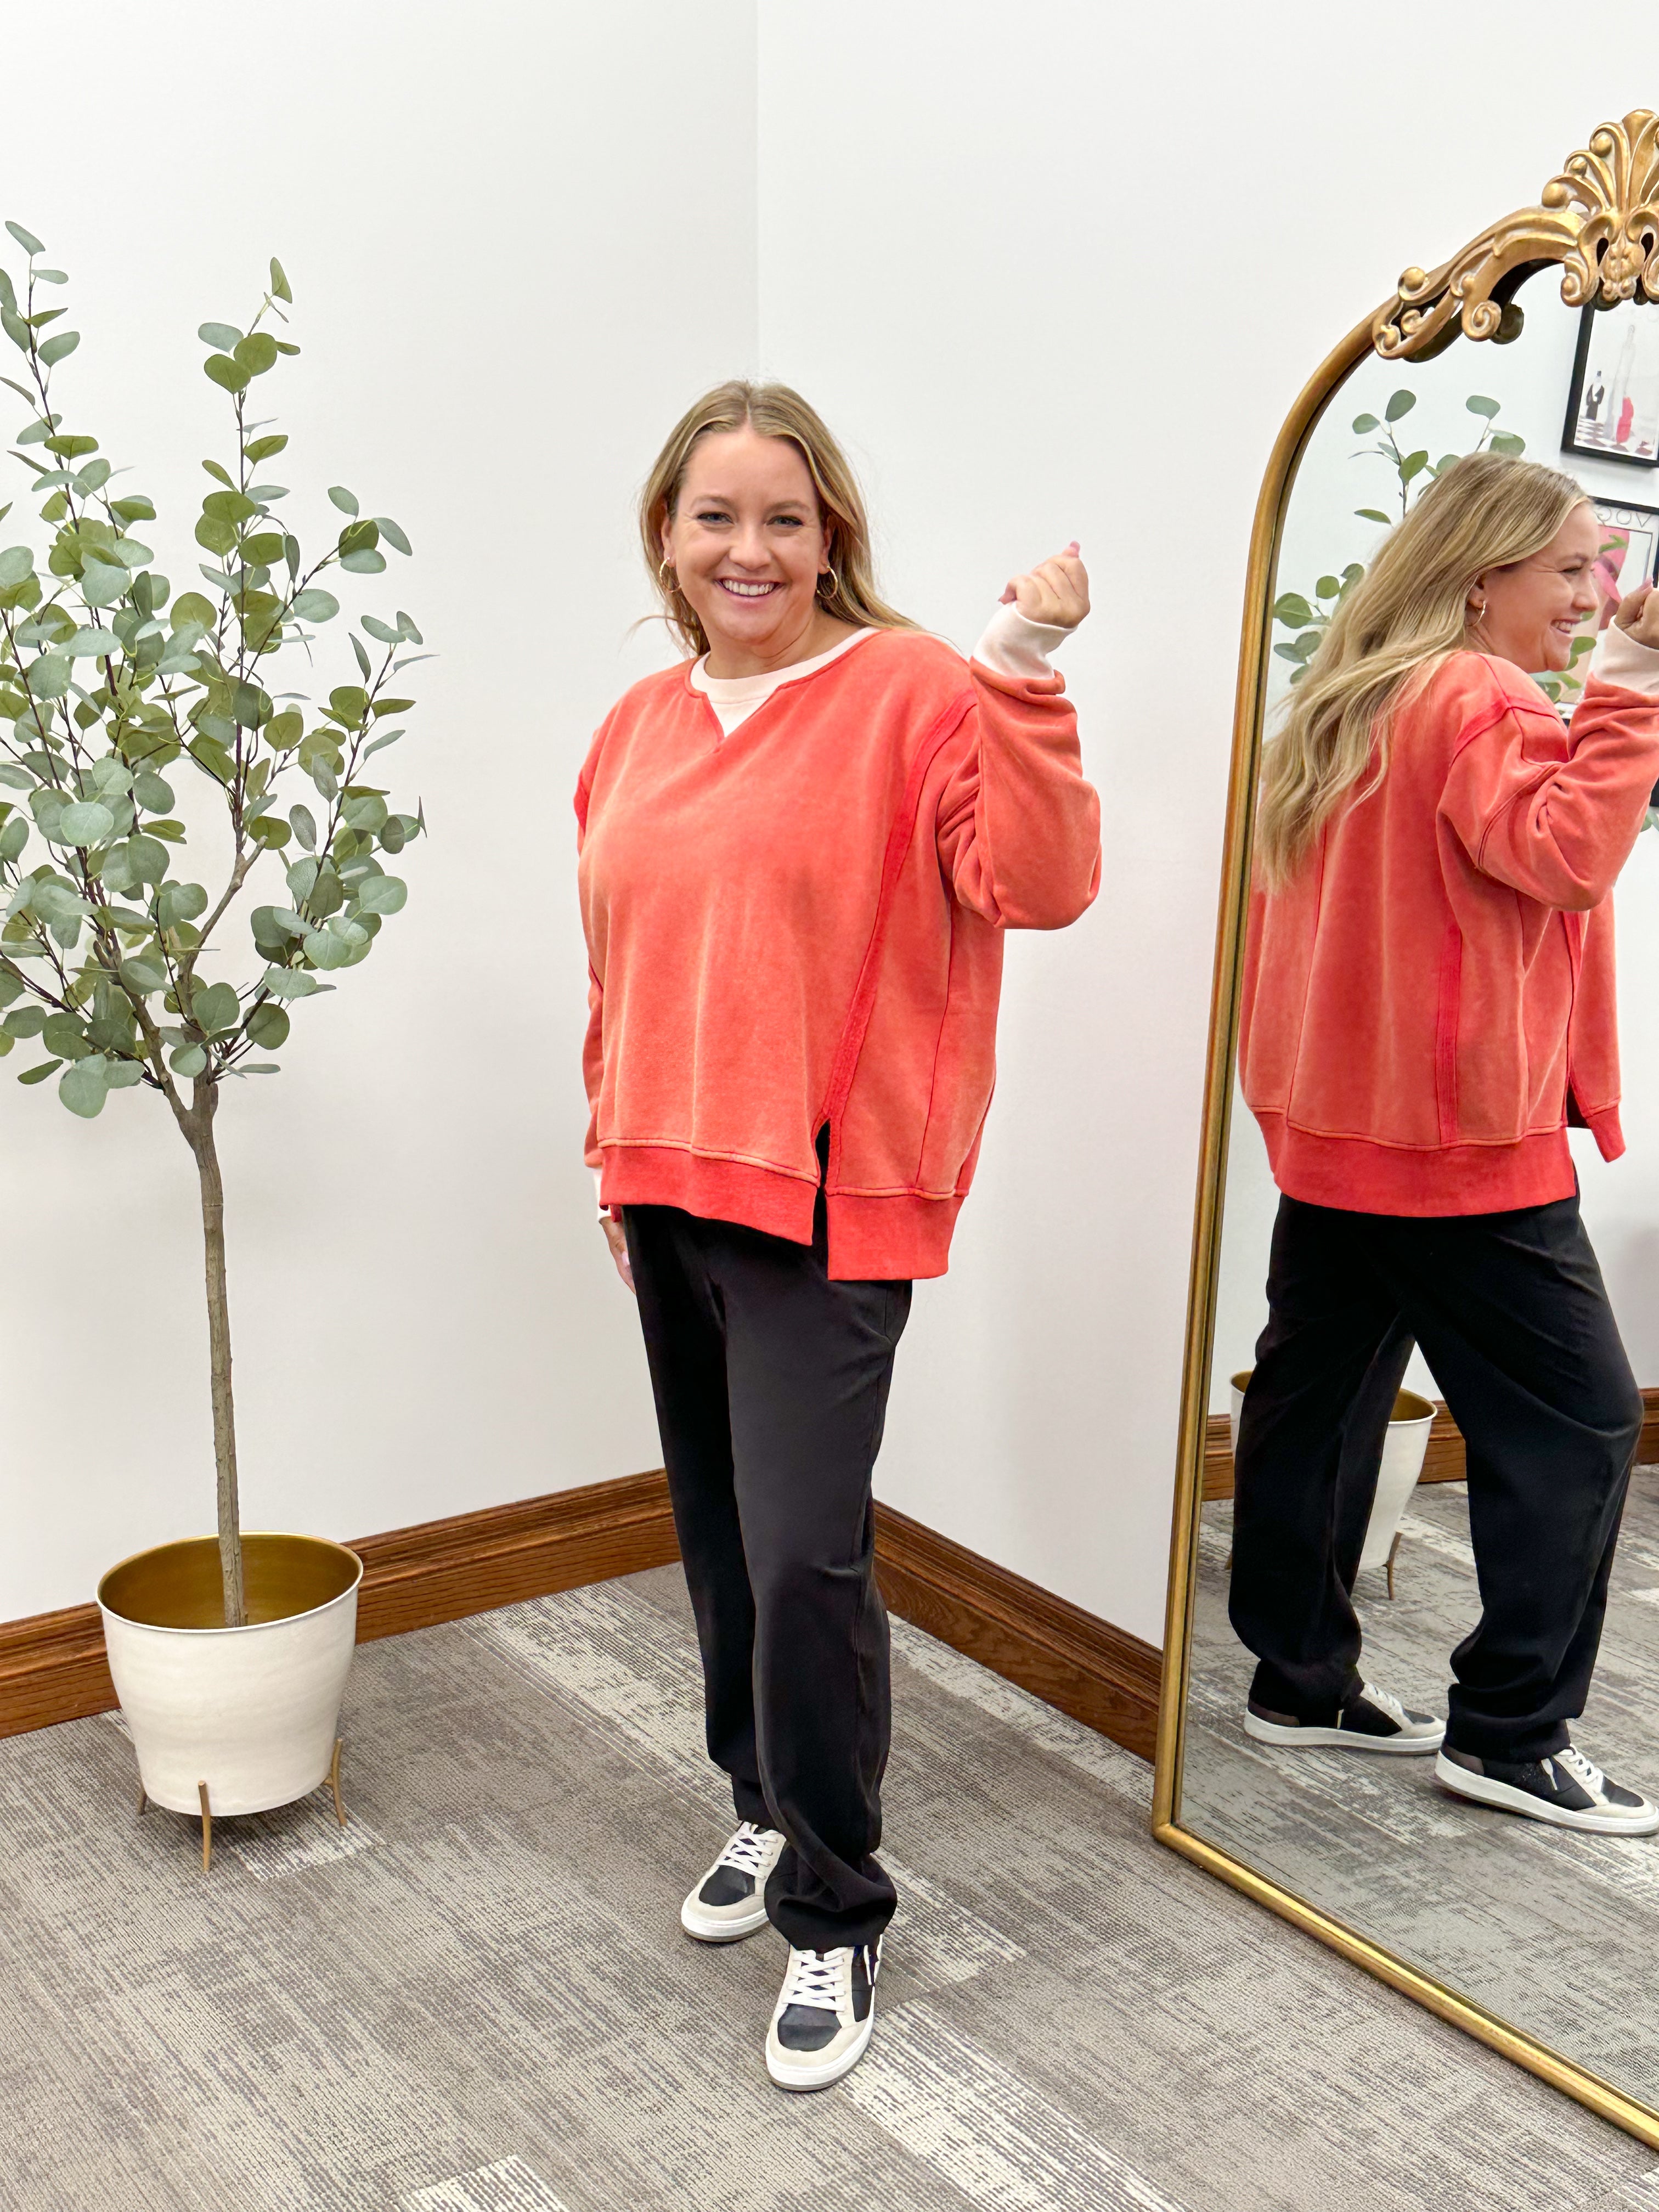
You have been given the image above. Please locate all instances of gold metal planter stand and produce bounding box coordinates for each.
[136,1737,347,1874]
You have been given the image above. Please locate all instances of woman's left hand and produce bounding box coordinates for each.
[1000,540,1089,630]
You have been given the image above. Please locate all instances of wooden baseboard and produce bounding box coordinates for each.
[874,1502,1163,1760]
[1203,1385,1659,1503]
[0,1467,1165,1763]
[0,1470,680,1746]
[13,1378,1659,1758]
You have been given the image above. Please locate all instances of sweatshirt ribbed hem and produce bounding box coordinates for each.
[1256,1114,1579,1216]
[602,1146,817,1243]
[600,1143,963,1279]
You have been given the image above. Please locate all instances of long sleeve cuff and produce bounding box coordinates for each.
[972,601,1073,680]
[1590,622,1659,693]
[593,1166,606,1219]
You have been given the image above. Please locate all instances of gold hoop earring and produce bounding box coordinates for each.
[658,557,675,588]
[819,565,841,600]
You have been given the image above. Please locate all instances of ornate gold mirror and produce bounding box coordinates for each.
[1155,110,1659,2147]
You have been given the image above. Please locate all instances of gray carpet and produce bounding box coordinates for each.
[1185,1465,1659,2125]
[3,1564,1658,2209]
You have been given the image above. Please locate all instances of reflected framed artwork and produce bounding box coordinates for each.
[1564,299,1659,466]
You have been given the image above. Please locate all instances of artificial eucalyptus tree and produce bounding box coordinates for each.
[0,223,426,1627]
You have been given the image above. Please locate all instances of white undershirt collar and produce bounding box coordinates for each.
[690,629,875,735]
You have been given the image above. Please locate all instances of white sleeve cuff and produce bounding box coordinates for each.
[1590,622,1659,693]
[972,601,1072,680]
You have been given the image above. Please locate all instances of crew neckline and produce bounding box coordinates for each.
[690,627,875,700]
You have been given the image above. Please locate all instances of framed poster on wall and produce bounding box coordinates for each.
[1563,301,1659,466]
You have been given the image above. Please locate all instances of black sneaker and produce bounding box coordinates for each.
[1244,1680,1444,1756]
[680,1821,785,1943]
[764,1938,881,2091]
[1436,1744,1659,1834]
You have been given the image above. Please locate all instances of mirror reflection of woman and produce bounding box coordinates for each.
[1233,452,1659,1834]
[575,382,1099,2087]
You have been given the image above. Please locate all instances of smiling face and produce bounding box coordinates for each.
[1471,500,1601,674]
[662,427,850,677]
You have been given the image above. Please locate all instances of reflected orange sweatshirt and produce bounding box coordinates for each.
[575,627,1101,1279]
[1240,639,1659,1216]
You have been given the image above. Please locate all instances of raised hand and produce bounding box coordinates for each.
[999,540,1090,630]
[1615,579,1659,650]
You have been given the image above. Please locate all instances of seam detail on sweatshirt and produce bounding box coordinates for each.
[818,692,976,1176]
[1435,918,1462,1144]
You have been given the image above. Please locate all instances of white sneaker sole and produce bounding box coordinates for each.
[1244,1710,1444,1756]
[680,1895,771,1943]
[1435,1753,1659,1835]
[765,2008,874,2092]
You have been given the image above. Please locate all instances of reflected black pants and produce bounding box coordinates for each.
[624,1196,911,1951]
[1229,1193,1641,1762]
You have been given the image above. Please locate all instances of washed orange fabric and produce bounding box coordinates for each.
[576,629,1101,1279]
[1240,651,1659,1216]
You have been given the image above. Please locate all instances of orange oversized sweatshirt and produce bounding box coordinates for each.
[575,625,1101,1279]
[1240,638,1659,1216]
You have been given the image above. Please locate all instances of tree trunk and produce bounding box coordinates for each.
[186,1081,245,1629]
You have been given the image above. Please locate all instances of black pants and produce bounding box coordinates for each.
[624,1197,911,1951]
[1229,1193,1641,1762]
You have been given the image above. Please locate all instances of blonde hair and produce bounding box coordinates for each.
[1254,451,1587,888]
[639,379,915,656]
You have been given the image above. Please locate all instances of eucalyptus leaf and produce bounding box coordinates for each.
[289,803,317,851]
[375,517,413,557]
[292,588,338,622]
[1384,390,1417,422]
[327,486,359,517]
[169,1042,207,1077]
[262,965,331,1000]
[1466,394,1503,418]
[355,873,407,915]
[55,800,114,845]
[340,549,386,574]
[5,221,45,256]
[17,1058,62,1085]
[191,980,240,1034]
[58,1055,110,1116]
[79,558,129,608]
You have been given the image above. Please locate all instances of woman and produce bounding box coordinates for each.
[575,381,1099,2089]
[1232,452,1659,1835]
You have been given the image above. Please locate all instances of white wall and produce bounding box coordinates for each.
[5,1,1659,1652]
[0,1,757,1618]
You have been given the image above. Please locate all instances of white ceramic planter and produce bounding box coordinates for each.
[1229,1371,1435,1589]
[98,1533,362,1818]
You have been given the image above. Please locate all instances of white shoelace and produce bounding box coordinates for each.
[1553,1746,1609,1798]
[716,1822,777,1877]
[1359,1682,1409,1727]
[780,1946,850,2013]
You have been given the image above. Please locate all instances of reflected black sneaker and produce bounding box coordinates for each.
[1436,1744,1659,1835]
[680,1821,785,1943]
[1244,1680,1444,1756]
[765,1938,881,2091]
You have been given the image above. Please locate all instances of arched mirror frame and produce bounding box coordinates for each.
[1152,109,1659,2149]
